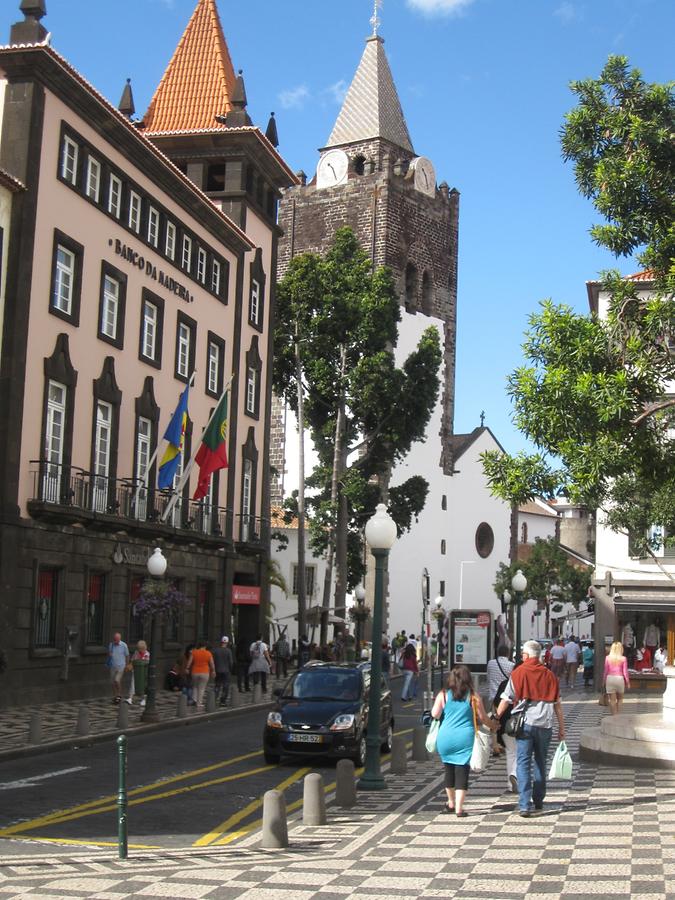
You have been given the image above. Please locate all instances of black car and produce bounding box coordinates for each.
[262,662,394,766]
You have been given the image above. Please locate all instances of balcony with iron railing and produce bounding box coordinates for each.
[27,461,268,548]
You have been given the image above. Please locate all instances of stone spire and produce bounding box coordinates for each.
[265,112,279,148]
[325,32,413,153]
[226,69,252,127]
[143,0,237,133]
[118,79,135,119]
[10,0,48,44]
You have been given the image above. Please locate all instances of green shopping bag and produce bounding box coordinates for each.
[548,740,573,780]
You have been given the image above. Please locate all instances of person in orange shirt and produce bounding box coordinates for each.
[187,641,215,708]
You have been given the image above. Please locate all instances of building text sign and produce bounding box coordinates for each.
[232,585,260,606]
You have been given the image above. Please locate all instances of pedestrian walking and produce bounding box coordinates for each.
[401,643,419,700]
[564,637,580,687]
[126,639,150,706]
[212,636,234,706]
[248,635,272,692]
[486,645,516,785]
[549,639,566,681]
[431,665,497,817]
[582,643,594,687]
[234,639,251,692]
[107,632,130,705]
[603,641,630,715]
[177,644,195,705]
[273,632,291,679]
[496,640,565,817]
[187,641,215,708]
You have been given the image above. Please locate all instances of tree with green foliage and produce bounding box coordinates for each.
[494,538,591,640]
[482,57,675,562]
[274,228,442,641]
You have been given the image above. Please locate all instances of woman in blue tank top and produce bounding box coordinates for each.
[431,665,496,816]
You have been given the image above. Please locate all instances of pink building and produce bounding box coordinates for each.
[0,0,295,704]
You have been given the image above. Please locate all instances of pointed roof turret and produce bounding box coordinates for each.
[226,69,252,127]
[118,78,135,119]
[265,112,279,148]
[325,35,413,153]
[10,0,48,44]
[143,0,237,134]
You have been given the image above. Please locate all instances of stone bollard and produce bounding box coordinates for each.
[28,710,42,745]
[230,685,241,708]
[206,688,216,713]
[175,694,188,718]
[116,701,129,731]
[252,683,262,705]
[335,759,356,808]
[302,772,326,826]
[75,705,90,737]
[390,734,408,774]
[261,789,288,849]
[412,725,428,761]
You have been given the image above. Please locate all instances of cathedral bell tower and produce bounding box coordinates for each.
[273,20,459,502]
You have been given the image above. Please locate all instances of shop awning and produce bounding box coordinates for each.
[614,590,675,613]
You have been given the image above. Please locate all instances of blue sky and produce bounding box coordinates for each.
[4,0,674,452]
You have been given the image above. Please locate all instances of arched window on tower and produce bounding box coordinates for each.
[353,154,366,176]
[422,271,433,315]
[405,262,418,312]
[521,521,528,544]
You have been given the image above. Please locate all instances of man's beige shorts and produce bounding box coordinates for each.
[110,667,125,684]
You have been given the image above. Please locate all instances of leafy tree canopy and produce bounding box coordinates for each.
[483,57,675,558]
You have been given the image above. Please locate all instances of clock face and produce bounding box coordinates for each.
[316,149,349,189]
[410,156,436,197]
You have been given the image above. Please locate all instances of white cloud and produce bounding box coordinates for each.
[325,79,348,105]
[554,2,581,24]
[278,85,310,111]
[406,0,476,16]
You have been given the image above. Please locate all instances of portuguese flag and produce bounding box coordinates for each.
[193,392,229,500]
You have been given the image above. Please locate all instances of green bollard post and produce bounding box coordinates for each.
[117,734,128,859]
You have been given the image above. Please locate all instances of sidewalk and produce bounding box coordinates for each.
[1,690,674,899]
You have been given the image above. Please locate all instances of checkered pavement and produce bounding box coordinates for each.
[1,691,673,898]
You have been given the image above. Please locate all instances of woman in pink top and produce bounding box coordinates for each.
[603,641,630,715]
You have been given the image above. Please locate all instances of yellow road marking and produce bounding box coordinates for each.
[0,835,161,850]
[0,762,272,837]
[200,767,311,847]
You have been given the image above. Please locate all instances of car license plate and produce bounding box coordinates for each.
[288,733,323,743]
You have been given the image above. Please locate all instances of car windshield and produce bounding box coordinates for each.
[282,669,362,701]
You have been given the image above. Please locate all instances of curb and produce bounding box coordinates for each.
[0,699,273,764]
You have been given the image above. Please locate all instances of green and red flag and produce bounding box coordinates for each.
[193,392,228,500]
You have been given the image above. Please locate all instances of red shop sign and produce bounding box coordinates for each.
[232,585,261,606]
[476,613,491,629]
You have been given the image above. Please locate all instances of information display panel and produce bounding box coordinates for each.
[449,610,492,673]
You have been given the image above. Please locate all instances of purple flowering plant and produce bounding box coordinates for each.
[134,579,191,618]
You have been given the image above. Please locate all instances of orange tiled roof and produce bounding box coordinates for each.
[143,0,237,134]
[625,270,655,282]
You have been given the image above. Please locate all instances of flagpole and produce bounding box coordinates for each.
[132,371,195,515]
[160,374,234,524]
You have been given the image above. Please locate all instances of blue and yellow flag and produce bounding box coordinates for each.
[158,385,189,489]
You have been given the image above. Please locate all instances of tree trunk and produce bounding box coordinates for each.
[295,325,307,642]
[320,345,347,647]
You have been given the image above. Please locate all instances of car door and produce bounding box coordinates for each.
[380,674,392,738]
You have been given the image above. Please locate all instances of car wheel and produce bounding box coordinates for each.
[380,723,393,753]
[355,733,367,767]
[264,749,281,765]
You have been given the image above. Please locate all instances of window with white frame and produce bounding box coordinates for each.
[92,400,112,512]
[249,279,260,325]
[147,207,160,247]
[181,234,192,272]
[135,416,152,520]
[165,221,176,260]
[60,135,78,185]
[128,190,141,233]
[177,322,190,378]
[212,259,221,295]
[197,247,207,284]
[108,174,122,218]
[246,366,257,414]
[43,380,66,502]
[242,458,252,520]
[101,274,120,340]
[207,340,220,395]
[141,299,158,361]
[52,245,75,315]
[292,564,316,597]
[86,156,101,202]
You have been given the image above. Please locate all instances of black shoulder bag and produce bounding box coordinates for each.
[504,699,530,738]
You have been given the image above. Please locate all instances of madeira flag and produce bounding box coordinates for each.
[193,392,229,500]
[157,384,189,490]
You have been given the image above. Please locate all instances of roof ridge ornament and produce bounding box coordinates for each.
[370,0,382,37]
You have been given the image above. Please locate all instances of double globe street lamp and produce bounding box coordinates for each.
[358,503,397,791]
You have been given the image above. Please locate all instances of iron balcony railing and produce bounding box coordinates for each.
[28,461,268,545]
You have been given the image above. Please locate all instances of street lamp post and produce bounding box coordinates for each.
[354,584,366,653]
[511,569,528,657]
[358,504,397,792]
[141,547,167,724]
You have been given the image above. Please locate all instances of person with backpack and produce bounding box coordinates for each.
[248,634,272,692]
[273,632,291,679]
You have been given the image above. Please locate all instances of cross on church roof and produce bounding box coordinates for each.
[370,0,382,37]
